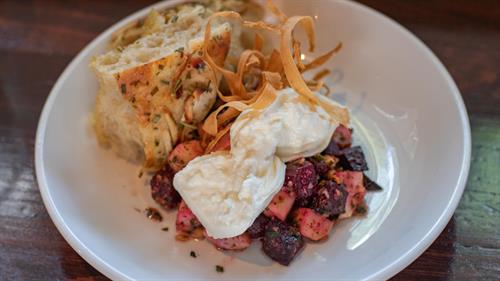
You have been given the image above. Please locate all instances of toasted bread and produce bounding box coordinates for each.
[91,4,232,169]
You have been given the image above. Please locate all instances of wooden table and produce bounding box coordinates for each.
[1,0,498,280]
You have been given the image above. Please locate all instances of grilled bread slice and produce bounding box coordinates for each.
[91,4,232,169]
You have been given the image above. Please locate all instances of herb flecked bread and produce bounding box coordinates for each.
[91,3,234,169]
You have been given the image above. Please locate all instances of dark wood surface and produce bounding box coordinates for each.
[0,0,498,280]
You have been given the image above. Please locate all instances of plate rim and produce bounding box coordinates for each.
[34,0,471,280]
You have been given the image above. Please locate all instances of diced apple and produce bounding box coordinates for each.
[334,171,367,218]
[176,201,202,234]
[294,208,334,241]
[264,190,296,221]
[168,140,204,172]
[205,232,252,251]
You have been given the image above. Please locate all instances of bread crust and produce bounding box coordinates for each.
[93,21,231,169]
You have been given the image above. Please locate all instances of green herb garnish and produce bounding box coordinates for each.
[215,265,224,273]
[266,230,279,239]
[355,205,368,214]
[152,114,161,123]
[150,86,159,96]
[174,79,182,92]
[172,155,179,164]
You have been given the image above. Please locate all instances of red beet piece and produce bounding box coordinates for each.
[262,219,304,266]
[363,174,383,191]
[308,154,338,176]
[332,124,352,149]
[150,165,180,210]
[246,214,270,239]
[312,180,348,218]
[338,146,369,171]
[323,125,352,156]
[283,160,317,207]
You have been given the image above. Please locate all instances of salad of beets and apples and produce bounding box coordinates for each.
[150,124,382,265]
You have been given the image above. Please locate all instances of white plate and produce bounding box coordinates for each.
[35,0,470,280]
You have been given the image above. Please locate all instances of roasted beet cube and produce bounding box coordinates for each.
[323,125,353,156]
[332,124,352,149]
[246,214,270,239]
[150,165,181,210]
[294,208,334,241]
[363,174,383,191]
[338,146,368,171]
[322,139,342,156]
[312,180,348,218]
[309,157,329,176]
[262,220,304,266]
[283,160,317,206]
[308,154,338,176]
